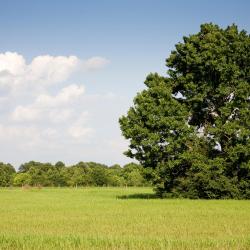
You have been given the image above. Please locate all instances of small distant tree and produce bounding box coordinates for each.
[90,166,109,186]
[0,163,15,186]
[123,163,148,186]
[13,173,32,186]
[67,165,93,187]
[107,174,126,186]
[55,161,65,168]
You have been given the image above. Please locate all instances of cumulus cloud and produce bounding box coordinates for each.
[0,51,130,167]
[0,52,26,75]
[11,105,41,122]
[11,84,84,122]
[0,52,80,91]
[28,55,80,85]
[0,52,109,91]
[35,84,84,107]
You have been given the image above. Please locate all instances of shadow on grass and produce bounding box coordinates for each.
[117,193,161,199]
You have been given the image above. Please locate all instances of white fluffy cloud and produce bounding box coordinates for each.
[0,52,80,90]
[0,52,99,147]
[11,84,84,122]
[0,51,130,167]
[35,84,85,108]
[0,52,109,91]
[11,105,41,122]
[29,55,79,84]
[0,52,26,75]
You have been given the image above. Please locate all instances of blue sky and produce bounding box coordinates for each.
[0,0,250,168]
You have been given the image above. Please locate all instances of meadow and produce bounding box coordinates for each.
[0,187,249,249]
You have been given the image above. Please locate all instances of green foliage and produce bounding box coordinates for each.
[13,173,32,186]
[119,23,250,199]
[0,162,15,186]
[0,161,150,187]
[123,163,148,186]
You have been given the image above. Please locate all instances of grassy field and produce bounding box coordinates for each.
[0,187,249,249]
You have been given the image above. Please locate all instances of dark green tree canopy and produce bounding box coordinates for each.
[119,23,250,199]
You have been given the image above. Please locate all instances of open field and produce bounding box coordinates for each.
[0,187,249,249]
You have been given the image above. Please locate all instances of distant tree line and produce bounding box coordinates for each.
[0,161,151,187]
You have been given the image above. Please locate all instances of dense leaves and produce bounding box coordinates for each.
[0,162,15,186]
[0,161,150,187]
[119,23,250,199]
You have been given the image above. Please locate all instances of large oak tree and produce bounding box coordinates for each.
[119,23,250,198]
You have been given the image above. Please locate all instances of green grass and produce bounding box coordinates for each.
[0,187,249,249]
